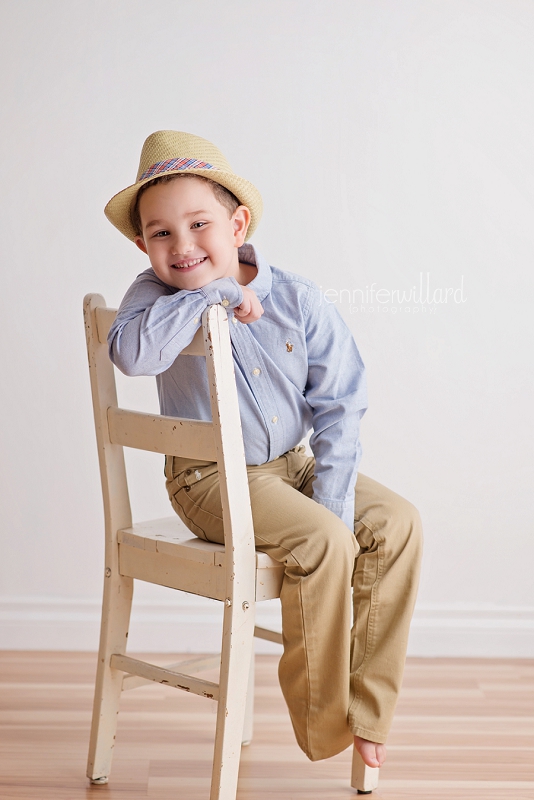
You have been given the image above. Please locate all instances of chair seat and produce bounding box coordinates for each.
[118,517,284,601]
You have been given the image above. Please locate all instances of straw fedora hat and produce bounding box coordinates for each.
[105,130,263,241]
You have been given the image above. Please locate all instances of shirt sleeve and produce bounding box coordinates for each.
[108,269,243,376]
[303,285,367,531]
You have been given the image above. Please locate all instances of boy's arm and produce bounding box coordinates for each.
[108,270,244,376]
[304,287,367,531]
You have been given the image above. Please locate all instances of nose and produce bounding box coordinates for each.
[170,230,194,256]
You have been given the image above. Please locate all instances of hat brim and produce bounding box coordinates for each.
[105,168,262,242]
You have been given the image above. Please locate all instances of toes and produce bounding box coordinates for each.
[354,736,387,768]
[376,744,387,767]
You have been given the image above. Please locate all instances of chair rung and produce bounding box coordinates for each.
[254,626,283,645]
[111,654,219,700]
[122,654,220,691]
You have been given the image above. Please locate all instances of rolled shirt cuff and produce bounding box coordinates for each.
[313,495,355,532]
[201,277,243,308]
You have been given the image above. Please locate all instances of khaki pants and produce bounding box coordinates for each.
[165,446,422,761]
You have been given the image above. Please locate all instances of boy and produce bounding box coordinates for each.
[106,130,422,768]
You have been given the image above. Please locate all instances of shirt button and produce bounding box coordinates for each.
[221,298,230,307]
[272,416,278,423]
[252,367,261,376]
[194,317,199,324]
[232,316,238,325]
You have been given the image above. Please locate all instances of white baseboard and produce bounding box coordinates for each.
[0,596,283,654]
[1,597,533,657]
[407,604,534,657]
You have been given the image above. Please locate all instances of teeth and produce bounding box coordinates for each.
[173,257,205,269]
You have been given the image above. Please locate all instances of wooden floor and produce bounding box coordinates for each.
[0,653,533,800]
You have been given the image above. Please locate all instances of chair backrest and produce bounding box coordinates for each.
[83,293,256,608]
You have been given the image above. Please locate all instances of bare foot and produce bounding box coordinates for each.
[354,735,387,768]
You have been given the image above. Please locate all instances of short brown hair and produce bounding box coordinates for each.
[130,173,241,236]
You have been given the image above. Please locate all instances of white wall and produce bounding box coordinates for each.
[1,0,532,656]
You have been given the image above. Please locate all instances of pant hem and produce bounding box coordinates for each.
[350,725,388,745]
[300,734,354,762]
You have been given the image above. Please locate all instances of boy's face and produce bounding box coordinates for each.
[134,177,250,290]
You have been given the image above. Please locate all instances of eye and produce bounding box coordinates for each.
[191,221,206,229]
[153,230,170,238]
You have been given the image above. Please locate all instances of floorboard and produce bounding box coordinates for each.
[0,653,533,799]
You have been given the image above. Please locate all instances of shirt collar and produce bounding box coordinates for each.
[238,243,272,303]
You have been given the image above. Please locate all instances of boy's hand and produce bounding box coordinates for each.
[234,286,264,324]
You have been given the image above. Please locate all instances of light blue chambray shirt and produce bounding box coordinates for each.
[108,244,367,530]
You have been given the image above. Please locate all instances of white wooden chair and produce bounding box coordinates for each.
[83,292,379,798]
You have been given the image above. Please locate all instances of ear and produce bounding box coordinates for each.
[134,236,148,254]
[232,205,251,247]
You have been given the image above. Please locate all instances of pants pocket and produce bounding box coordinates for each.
[165,457,223,543]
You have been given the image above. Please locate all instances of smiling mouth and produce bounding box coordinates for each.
[171,256,207,270]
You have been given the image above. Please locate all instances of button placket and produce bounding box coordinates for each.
[229,318,283,461]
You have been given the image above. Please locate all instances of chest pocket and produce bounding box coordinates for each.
[263,328,308,391]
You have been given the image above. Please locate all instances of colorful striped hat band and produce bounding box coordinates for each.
[139,157,218,182]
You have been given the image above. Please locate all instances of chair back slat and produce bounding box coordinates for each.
[84,294,133,559]
[202,305,256,787]
[108,407,217,460]
[95,307,118,344]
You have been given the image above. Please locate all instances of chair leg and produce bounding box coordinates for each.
[351,746,380,794]
[241,649,255,746]
[210,602,255,800]
[86,572,133,784]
